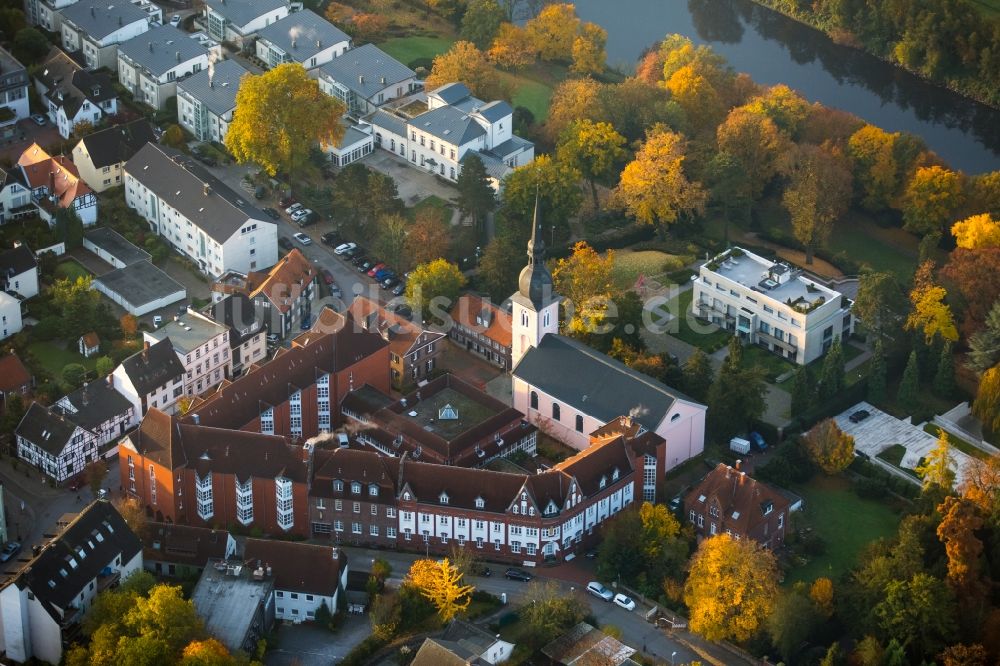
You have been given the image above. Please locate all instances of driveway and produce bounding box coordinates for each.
[266,615,370,665]
[363,150,459,207]
[834,402,971,487]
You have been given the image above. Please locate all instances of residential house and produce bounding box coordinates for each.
[348,295,445,389]
[191,559,275,654]
[412,622,516,666]
[315,43,417,115]
[0,500,143,665]
[0,352,33,403]
[448,294,512,371]
[692,247,854,365]
[143,522,237,577]
[684,462,792,550]
[177,58,250,142]
[0,242,39,299]
[119,408,310,533]
[59,0,158,71]
[0,47,30,125]
[78,331,100,357]
[202,0,290,50]
[510,206,706,465]
[254,10,350,70]
[180,306,390,437]
[72,119,157,192]
[15,378,136,482]
[23,0,76,33]
[0,166,33,224]
[368,82,534,189]
[542,622,637,666]
[34,48,118,139]
[203,294,266,377]
[143,309,232,396]
[243,539,348,622]
[324,120,374,167]
[82,226,151,269]
[124,142,278,277]
[112,338,187,417]
[0,291,22,339]
[117,25,211,110]
[17,143,98,226]
[211,248,317,338]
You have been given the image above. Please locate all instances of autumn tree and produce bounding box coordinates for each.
[941,248,1000,334]
[906,261,959,343]
[406,259,466,320]
[455,154,495,229]
[617,126,706,234]
[665,64,724,137]
[743,83,810,138]
[936,496,984,592]
[351,13,389,43]
[967,300,1000,374]
[525,3,579,61]
[853,270,907,344]
[556,120,626,211]
[939,644,989,666]
[571,22,607,75]
[369,590,401,639]
[113,497,148,541]
[716,107,786,201]
[684,534,778,642]
[544,77,604,142]
[903,166,965,236]
[810,577,835,617]
[552,242,615,335]
[85,460,107,497]
[520,580,589,647]
[487,23,537,70]
[425,41,504,101]
[226,63,345,178]
[372,214,408,272]
[405,209,451,268]
[781,143,852,264]
[972,365,1000,434]
[179,638,237,666]
[597,76,676,144]
[405,558,474,622]
[916,431,956,492]
[120,313,138,340]
[803,418,855,475]
[459,0,505,48]
[960,454,1000,524]
[500,154,582,234]
[681,348,714,402]
[952,213,1000,249]
[847,125,904,212]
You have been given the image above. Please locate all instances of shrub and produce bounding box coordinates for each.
[340,635,389,666]
[853,476,888,500]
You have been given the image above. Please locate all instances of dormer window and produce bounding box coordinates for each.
[612,468,619,481]
[333,480,343,492]
[545,501,557,516]
[599,475,606,489]
[351,482,361,495]
[475,496,484,509]
[369,485,378,497]
[762,501,773,516]
[439,492,449,505]
[403,492,411,501]
[512,505,519,514]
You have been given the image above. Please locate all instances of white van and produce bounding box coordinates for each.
[729,437,751,455]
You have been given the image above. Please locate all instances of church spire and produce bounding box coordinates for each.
[526,191,545,263]
[516,192,556,310]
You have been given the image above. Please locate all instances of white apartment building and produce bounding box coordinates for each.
[0,47,29,125]
[112,339,187,417]
[314,43,417,116]
[34,49,118,139]
[177,59,250,143]
[0,243,39,300]
[243,539,348,623]
[123,142,277,277]
[254,10,350,70]
[59,1,157,71]
[143,310,232,397]
[0,291,22,340]
[23,0,75,32]
[692,247,854,364]
[117,25,211,110]
[203,0,289,49]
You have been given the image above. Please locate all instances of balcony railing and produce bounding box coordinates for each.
[696,301,735,321]
[757,330,797,350]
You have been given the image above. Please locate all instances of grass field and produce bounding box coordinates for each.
[877,443,907,467]
[407,194,452,225]
[28,341,98,379]
[378,36,455,67]
[54,260,91,282]
[786,475,900,585]
[969,0,1000,17]
[610,250,683,290]
[923,423,990,461]
[663,289,732,353]
[498,71,554,122]
[742,344,796,382]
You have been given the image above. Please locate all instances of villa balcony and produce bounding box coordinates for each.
[695,301,735,322]
[757,330,797,351]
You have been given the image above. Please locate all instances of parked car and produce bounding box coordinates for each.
[285,202,303,216]
[374,268,395,281]
[334,242,356,255]
[30,114,46,126]
[152,315,162,328]
[278,194,295,207]
[749,431,767,451]
[253,185,266,200]
[358,260,374,273]
[344,245,364,258]
[381,277,400,290]
[300,210,318,226]
[278,237,294,252]
[504,568,533,582]
[290,208,309,223]
[322,231,342,246]
[262,207,280,220]
[586,581,614,601]
[613,593,636,611]
[293,232,312,246]
[471,563,492,577]
[392,282,406,297]
[367,263,386,277]
[321,269,335,285]
[169,13,181,26]
[0,542,20,562]
[351,254,368,266]
[849,409,871,423]
[300,315,313,330]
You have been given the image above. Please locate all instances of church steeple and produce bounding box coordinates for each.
[517,193,555,310]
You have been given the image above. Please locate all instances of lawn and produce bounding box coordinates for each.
[969,0,1000,17]
[923,423,990,461]
[378,36,455,68]
[877,443,907,466]
[611,250,674,290]
[28,341,99,379]
[742,344,796,382]
[785,475,900,585]
[497,71,554,122]
[662,288,732,353]
[54,260,91,282]
[407,194,452,225]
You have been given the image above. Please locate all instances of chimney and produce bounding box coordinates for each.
[142,340,150,361]
[81,382,89,406]
[380,76,385,84]
[291,37,297,49]
[740,471,746,485]
[316,39,321,49]
[734,459,741,471]
[192,413,200,424]
[175,51,181,62]
[358,74,364,85]
[90,6,95,16]
[149,41,154,52]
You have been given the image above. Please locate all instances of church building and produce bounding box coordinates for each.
[510,199,707,470]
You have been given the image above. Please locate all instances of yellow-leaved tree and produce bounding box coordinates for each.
[225,63,345,178]
[616,126,707,234]
[951,213,1000,250]
[552,241,615,335]
[405,558,474,622]
[570,22,607,76]
[525,3,579,61]
[780,142,852,265]
[556,119,626,211]
[972,365,1000,434]
[684,534,778,642]
[905,261,959,343]
[802,418,855,475]
[424,40,501,101]
[916,431,956,492]
[487,23,536,70]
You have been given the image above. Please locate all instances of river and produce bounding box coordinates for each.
[570,0,1000,174]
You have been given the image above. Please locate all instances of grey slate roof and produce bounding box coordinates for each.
[118,24,208,76]
[487,135,532,159]
[36,48,116,118]
[94,260,186,310]
[512,334,700,432]
[61,1,149,41]
[77,118,157,169]
[176,58,249,117]
[124,143,269,243]
[84,227,151,266]
[412,105,485,145]
[2,501,141,620]
[337,125,371,149]
[316,43,414,99]
[429,82,472,106]
[461,150,507,181]
[475,100,511,123]
[204,0,287,29]
[15,403,77,456]
[119,338,185,396]
[368,109,406,136]
[16,381,134,456]
[256,10,349,61]
[0,244,37,277]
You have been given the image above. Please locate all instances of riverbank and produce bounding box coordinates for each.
[746,0,1000,111]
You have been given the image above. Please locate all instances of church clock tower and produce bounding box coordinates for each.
[510,195,560,368]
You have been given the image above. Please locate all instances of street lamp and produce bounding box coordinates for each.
[671,651,677,666]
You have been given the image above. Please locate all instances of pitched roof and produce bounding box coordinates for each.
[316,43,414,99]
[245,248,315,313]
[428,82,472,106]
[83,226,151,266]
[61,1,150,40]
[80,331,100,348]
[17,143,93,210]
[310,447,399,499]
[203,0,288,29]
[554,435,633,497]
[15,402,78,456]
[119,338,186,396]
[348,295,445,360]
[367,108,406,136]
[542,622,636,666]
[513,334,701,432]
[118,24,208,75]
[256,10,349,61]
[124,142,269,243]
[0,243,37,277]
[243,539,344,596]
[0,352,32,392]
[440,619,505,657]
[412,638,485,666]
[144,522,232,568]
[17,380,134,456]
[475,100,511,123]
[76,119,157,170]
[399,457,526,514]
[1,501,141,618]
[205,293,262,345]
[410,105,485,145]
[176,58,250,117]
[684,463,792,537]
[449,294,512,348]
[36,48,116,119]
